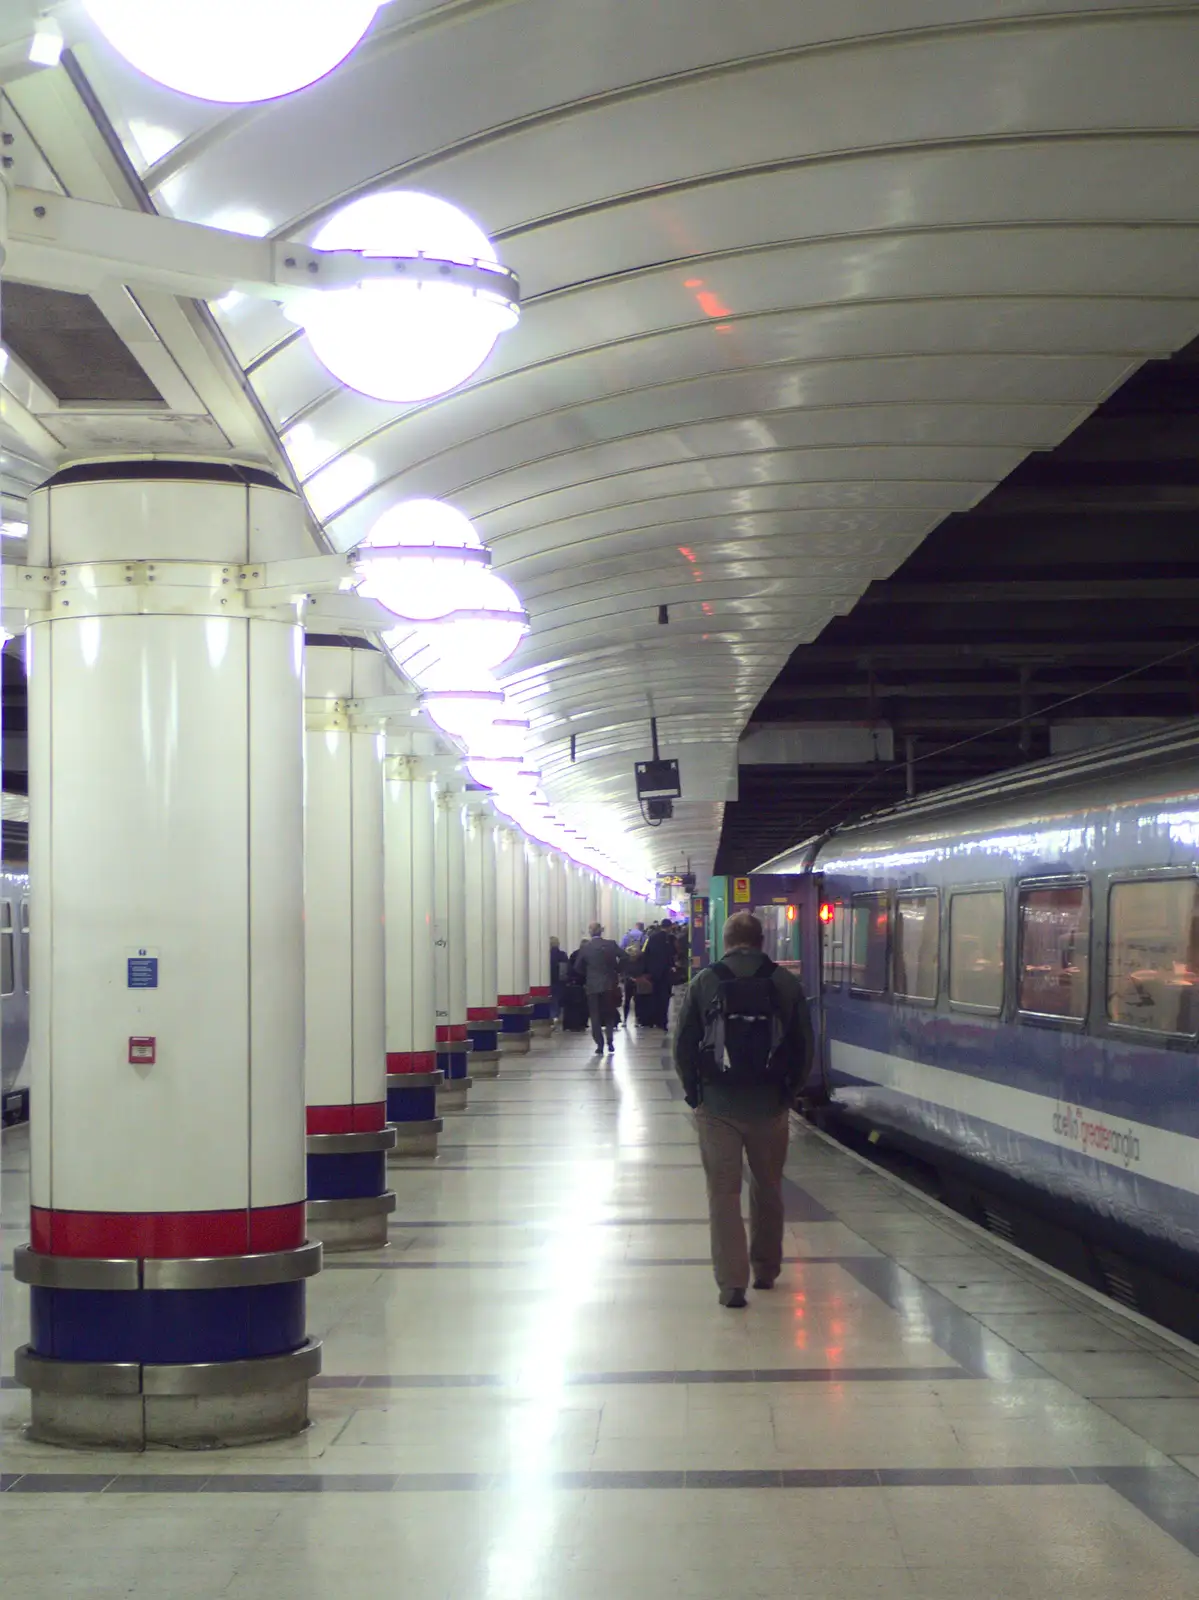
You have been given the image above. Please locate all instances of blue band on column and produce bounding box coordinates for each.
[387,1083,437,1122]
[468,1028,498,1052]
[30,1282,306,1365]
[307,1150,387,1201]
[531,1000,552,1022]
[501,1014,531,1035]
[443,1051,469,1080]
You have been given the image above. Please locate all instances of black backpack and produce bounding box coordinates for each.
[697,958,788,1088]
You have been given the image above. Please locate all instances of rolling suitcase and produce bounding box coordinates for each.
[633,978,657,1028]
[561,982,589,1033]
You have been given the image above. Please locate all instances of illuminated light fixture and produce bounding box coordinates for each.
[83,0,381,103]
[357,498,487,623]
[297,191,519,402]
[28,16,64,65]
[819,902,834,925]
[421,688,505,743]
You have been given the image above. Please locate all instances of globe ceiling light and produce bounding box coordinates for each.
[358,498,485,623]
[421,688,506,743]
[84,0,381,103]
[297,191,519,403]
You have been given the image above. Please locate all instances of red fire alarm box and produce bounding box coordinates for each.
[128,1036,156,1065]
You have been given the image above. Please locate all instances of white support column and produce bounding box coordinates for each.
[302,639,396,1252]
[464,796,501,1077]
[528,845,552,1036]
[495,824,532,1053]
[13,459,320,1451]
[546,851,566,1025]
[433,767,471,1113]
[383,734,443,1156]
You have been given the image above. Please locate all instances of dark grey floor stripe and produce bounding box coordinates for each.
[313,1366,972,1388]
[0,1465,1133,1495]
[388,1218,711,1229]
[321,1254,864,1271]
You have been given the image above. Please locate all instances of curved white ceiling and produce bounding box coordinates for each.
[15,0,1199,881]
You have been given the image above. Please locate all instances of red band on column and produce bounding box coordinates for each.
[306,1102,387,1135]
[467,1006,498,1023]
[30,1203,306,1259]
[435,1024,468,1043]
[386,1050,437,1074]
[497,994,530,1007]
[529,986,551,999]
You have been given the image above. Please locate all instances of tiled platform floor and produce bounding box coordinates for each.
[6,1022,1199,1597]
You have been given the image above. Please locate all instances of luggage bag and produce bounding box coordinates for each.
[561,982,589,1033]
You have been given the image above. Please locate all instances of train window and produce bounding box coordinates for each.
[850,894,889,994]
[821,901,846,987]
[0,900,13,998]
[948,890,1005,1011]
[893,892,940,1002]
[1107,878,1199,1035]
[1017,883,1090,1021]
[20,900,29,994]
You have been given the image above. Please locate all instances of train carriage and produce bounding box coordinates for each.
[762,722,1199,1333]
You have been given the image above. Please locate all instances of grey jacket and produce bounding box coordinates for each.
[574,937,626,996]
[674,949,814,1117]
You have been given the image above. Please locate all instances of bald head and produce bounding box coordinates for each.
[723,911,764,951]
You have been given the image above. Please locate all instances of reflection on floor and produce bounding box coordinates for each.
[6,1022,1199,1598]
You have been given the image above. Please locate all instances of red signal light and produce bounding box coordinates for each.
[819,902,834,925]
[786,904,797,923]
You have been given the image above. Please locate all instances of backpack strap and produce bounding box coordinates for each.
[711,961,736,983]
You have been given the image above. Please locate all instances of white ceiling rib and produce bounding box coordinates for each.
[5,2,1199,881]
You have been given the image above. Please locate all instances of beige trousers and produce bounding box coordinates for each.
[694,1105,790,1293]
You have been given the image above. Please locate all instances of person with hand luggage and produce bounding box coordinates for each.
[573,922,627,1054]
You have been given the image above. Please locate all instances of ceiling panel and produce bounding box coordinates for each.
[28,1,1199,880]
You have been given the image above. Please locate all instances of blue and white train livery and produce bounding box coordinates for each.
[763,722,1199,1329]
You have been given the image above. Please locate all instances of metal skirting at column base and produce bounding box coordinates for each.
[499,1032,532,1055]
[437,1076,473,1115]
[530,1018,553,1038]
[471,1049,501,1078]
[15,1340,321,1450]
[306,1192,396,1253]
[387,1118,444,1159]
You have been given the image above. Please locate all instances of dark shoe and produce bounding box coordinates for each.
[753,1277,776,1291]
[719,1289,748,1309]
[606,1042,615,1053]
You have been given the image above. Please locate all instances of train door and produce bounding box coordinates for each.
[793,876,829,1101]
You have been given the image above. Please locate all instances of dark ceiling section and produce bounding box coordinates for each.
[2,646,28,815]
[2,281,163,404]
[715,338,1199,875]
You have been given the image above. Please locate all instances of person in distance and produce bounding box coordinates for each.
[674,911,813,1308]
[573,921,627,1055]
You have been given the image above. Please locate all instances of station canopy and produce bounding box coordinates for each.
[3,1,1199,887]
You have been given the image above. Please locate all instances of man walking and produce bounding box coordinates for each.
[674,911,813,1308]
[642,921,677,1030]
[574,922,626,1054]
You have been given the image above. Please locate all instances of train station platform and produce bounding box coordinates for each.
[5,1025,1199,1599]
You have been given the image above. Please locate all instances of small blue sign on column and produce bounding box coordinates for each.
[127,954,159,989]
